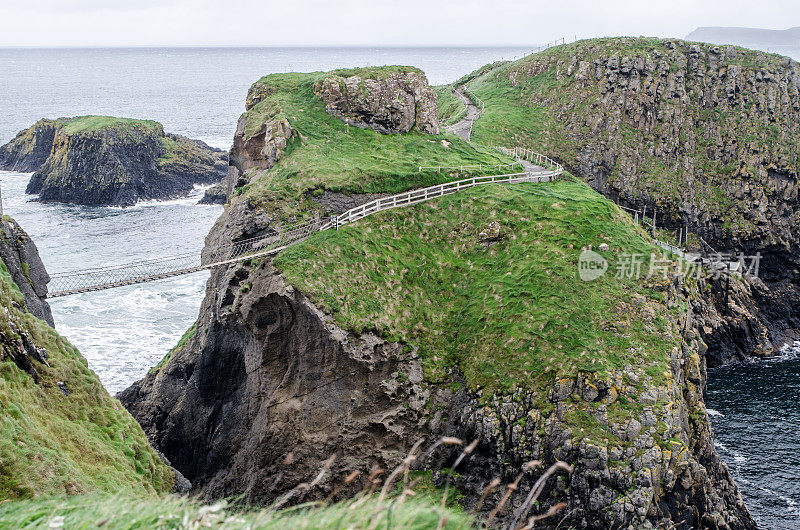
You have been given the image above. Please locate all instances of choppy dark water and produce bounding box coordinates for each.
[707,345,800,529]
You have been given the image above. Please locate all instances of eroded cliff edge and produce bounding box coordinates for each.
[0,215,176,498]
[121,66,754,529]
[0,218,53,327]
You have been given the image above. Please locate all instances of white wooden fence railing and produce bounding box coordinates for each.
[463,86,485,112]
[331,149,564,229]
[493,146,562,169]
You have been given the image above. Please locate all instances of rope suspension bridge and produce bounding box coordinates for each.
[47,147,564,297]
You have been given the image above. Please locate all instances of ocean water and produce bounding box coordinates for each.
[0,47,533,149]
[0,46,531,392]
[706,345,800,529]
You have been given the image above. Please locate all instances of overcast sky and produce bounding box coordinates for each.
[0,0,798,47]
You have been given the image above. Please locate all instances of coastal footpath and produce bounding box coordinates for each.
[120,62,755,528]
[0,116,227,206]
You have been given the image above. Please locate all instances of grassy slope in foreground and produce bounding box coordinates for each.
[0,257,173,498]
[236,69,515,219]
[0,493,473,529]
[275,178,686,432]
[463,37,800,236]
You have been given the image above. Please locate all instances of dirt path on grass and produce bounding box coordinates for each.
[445,87,482,141]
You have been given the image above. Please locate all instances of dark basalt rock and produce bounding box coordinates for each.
[0,218,53,327]
[0,118,61,172]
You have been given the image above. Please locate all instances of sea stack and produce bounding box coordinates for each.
[0,116,228,206]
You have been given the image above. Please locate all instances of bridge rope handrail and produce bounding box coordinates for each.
[48,252,201,278]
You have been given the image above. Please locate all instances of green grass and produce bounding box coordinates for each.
[60,116,163,135]
[234,70,516,221]
[326,65,424,79]
[434,86,467,126]
[0,236,174,499]
[275,178,681,398]
[0,493,475,529]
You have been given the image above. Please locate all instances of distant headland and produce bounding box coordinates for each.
[686,26,800,47]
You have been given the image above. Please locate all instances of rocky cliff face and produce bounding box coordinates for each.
[498,39,800,256]
[1,116,227,206]
[121,232,754,529]
[314,69,440,134]
[0,218,53,327]
[472,37,800,357]
[123,126,754,530]
[118,59,758,527]
[0,118,61,172]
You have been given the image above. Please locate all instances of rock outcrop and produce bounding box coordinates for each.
[314,68,440,134]
[121,78,753,526]
[203,67,440,206]
[119,59,760,528]
[1,116,227,206]
[121,230,755,529]
[0,218,53,327]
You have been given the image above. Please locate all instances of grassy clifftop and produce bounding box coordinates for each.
[232,68,515,219]
[59,116,163,135]
[275,176,688,442]
[0,243,174,499]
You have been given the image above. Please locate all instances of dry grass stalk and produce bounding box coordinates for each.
[378,439,424,504]
[507,461,572,530]
[437,439,479,530]
[518,502,567,529]
[473,478,502,514]
[484,473,523,528]
[271,454,337,510]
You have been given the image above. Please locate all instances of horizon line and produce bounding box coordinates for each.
[0,43,555,50]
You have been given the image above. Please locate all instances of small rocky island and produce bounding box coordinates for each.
[0,116,227,206]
